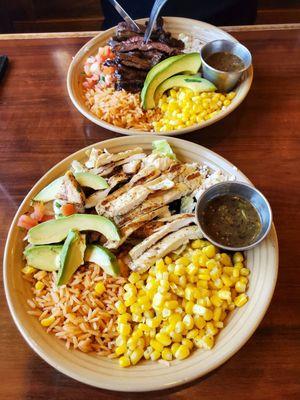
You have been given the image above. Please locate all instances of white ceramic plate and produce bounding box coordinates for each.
[67,17,253,136]
[4,135,277,392]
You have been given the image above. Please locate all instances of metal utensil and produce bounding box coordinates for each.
[200,39,252,92]
[107,0,141,31]
[195,181,272,251]
[143,0,168,43]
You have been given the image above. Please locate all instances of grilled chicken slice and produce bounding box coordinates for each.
[130,226,202,272]
[116,173,201,225]
[129,214,196,260]
[132,220,165,239]
[95,147,143,167]
[85,148,103,169]
[55,171,85,205]
[104,206,170,249]
[122,159,141,174]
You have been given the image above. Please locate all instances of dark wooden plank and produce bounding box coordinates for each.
[0,29,300,400]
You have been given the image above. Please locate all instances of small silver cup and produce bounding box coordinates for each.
[200,40,252,91]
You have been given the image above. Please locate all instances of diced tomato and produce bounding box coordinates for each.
[40,214,54,222]
[17,214,38,230]
[97,46,114,63]
[61,203,76,216]
[30,202,45,222]
[102,66,115,75]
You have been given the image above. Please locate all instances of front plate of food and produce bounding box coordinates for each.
[4,136,277,391]
[67,17,253,136]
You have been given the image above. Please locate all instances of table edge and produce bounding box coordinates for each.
[0,23,299,40]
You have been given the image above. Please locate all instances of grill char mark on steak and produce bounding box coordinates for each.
[110,18,184,93]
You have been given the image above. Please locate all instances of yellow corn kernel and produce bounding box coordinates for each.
[183,314,194,330]
[117,323,131,336]
[234,293,248,307]
[235,280,247,293]
[174,264,185,276]
[182,338,193,350]
[240,267,250,276]
[221,274,233,287]
[206,259,218,270]
[130,347,144,365]
[162,348,173,361]
[124,283,137,294]
[198,254,209,267]
[169,313,182,326]
[202,245,216,258]
[116,335,127,347]
[194,315,206,330]
[206,322,218,336]
[223,99,231,106]
[119,355,131,367]
[239,276,248,284]
[184,286,194,301]
[175,321,185,334]
[146,316,161,329]
[150,350,161,361]
[22,266,37,275]
[203,309,213,321]
[150,339,164,352]
[128,272,140,284]
[143,346,153,360]
[232,267,240,278]
[227,91,236,100]
[233,252,244,263]
[210,294,223,307]
[186,328,199,339]
[165,300,179,310]
[191,239,202,249]
[127,337,138,351]
[176,256,190,267]
[35,281,44,291]
[197,280,209,289]
[198,273,210,281]
[184,301,195,314]
[138,323,151,332]
[215,321,224,328]
[152,293,165,307]
[115,344,126,356]
[164,256,172,265]
[214,278,223,289]
[213,307,222,322]
[202,335,215,349]
[117,313,131,323]
[124,294,136,307]
[178,275,187,287]
[115,300,126,314]
[171,342,180,355]
[186,263,198,275]
[220,253,232,266]
[192,250,201,267]
[193,304,207,316]
[156,332,172,346]
[234,261,244,270]
[175,344,190,360]
[218,289,231,301]
[41,315,55,327]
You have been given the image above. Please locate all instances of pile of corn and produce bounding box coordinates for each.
[153,88,236,132]
[115,239,249,367]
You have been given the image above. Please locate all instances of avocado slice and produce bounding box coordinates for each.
[28,214,120,245]
[24,244,62,271]
[23,244,120,276]
[33,177,63,202]
[141,53,201,109]
[57,230,86,286]
[74,172,109,190]
[154,75,216,104]
[85,244,120,277]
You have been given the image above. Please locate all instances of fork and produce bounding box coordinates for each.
[143,0,169,44]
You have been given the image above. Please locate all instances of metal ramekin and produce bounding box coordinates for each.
[200,39,252,91]
[195,181,272,251]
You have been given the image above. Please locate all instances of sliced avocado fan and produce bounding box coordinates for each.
[27,214,120,245]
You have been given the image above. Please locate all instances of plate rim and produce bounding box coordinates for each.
[67,16,253,136]
[3,135,278,391]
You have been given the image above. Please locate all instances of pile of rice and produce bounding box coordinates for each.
[84,87,161,131]
[25,264,126,355]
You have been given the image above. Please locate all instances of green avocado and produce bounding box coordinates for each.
[74,172,109,190]
[24,244,62,271]
[57,230,86,286]
[141,53,201,110]
[85,244,120,277]
[33,177,63,202]
[154,75,216,104]
[28,214,120,245]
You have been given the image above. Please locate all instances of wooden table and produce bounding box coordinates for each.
[1,24,300,400]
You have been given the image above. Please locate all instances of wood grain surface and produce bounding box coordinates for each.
[0,27,299,400]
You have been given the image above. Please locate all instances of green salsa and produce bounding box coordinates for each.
[201,195,261,247]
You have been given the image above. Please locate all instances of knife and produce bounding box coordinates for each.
[107,0,141,31]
